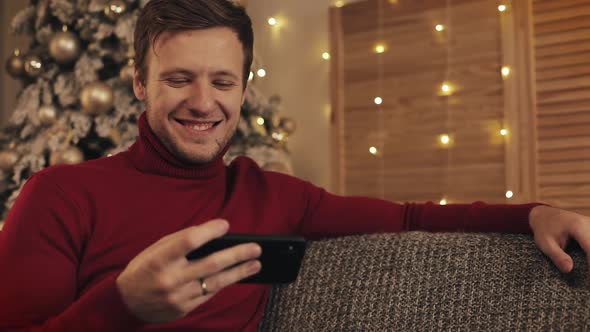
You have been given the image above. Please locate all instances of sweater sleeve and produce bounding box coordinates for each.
[0,173,143,331]
[298,185,541,239]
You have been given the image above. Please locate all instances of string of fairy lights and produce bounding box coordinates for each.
[262,1,514,204]
[327,0,514,204]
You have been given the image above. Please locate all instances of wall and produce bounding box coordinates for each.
[247,0,335,191]
[0,1,29,125]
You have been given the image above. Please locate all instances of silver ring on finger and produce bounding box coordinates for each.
[200,278,209,296]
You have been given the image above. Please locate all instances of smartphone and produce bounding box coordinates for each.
[186,234,307,284]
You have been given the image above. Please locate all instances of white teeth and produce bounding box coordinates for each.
[187,122,214,131]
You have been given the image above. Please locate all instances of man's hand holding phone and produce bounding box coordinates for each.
[116,219,261,324]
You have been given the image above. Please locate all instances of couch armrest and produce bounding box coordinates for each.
[260,232,589,331]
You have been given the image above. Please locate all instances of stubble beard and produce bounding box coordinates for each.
[144,97,237,165]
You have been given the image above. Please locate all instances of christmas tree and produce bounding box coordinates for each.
[1,0,295,224]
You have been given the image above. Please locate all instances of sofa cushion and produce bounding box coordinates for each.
[260,232,590,331]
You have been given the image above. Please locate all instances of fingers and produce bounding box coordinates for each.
[536,235,574,273]
[179,243,262,285]
[158,219,230,264]
[569,222,590,275]
[170,279,213,303]
[200,259,261,294]
[172,259,262,305]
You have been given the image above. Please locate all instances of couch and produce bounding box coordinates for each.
[259,232,590,331]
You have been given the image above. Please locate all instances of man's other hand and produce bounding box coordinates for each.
[529,205,590,275]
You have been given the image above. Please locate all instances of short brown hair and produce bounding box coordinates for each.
[134,0,253,88]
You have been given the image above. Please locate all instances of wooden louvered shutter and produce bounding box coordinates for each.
[533,0,590,215]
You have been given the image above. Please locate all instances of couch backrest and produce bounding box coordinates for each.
[260,232,590,331]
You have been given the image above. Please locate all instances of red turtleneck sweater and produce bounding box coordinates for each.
[0,112,539,331]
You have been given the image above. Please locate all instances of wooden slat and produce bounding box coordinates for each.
[537,88,590,105]
[536,75,590,93]
[538,136,590,150]
[535,63,590,80]
[534,28,590,47]
[538,112,590,127]
[533,0,590,14]
[535,99,590,115]
[538,147,590,162]
[538,126,590,139]
[536,53,590,70]
[534,15,590,36]
[539,160,590,174]
[533,4,590,24]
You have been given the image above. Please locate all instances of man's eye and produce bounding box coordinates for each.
[166,79,189,85]
[214,81,236,88]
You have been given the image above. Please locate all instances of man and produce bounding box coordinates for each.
[0,0,588,331]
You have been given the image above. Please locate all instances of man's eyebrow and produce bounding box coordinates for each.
[158,69,239,81]
[213,70,239,80]
[159,68,195,78]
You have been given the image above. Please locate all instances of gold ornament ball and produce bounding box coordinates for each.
[80,82,114,115]
[279,118,296,134]
[104,0,127,20]
[38,105,58,126]
[5,51,25,78]
[50,146,84,165]
[119,60,135,85]
[49,30,81,64]
[0,150,19,171]
[23,55,43,78]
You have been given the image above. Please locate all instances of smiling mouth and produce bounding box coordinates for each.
[175,119,222,132]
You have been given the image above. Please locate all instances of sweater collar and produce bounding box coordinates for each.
[127,111,227,179]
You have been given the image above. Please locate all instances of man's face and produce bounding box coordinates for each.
[133,27,245,164]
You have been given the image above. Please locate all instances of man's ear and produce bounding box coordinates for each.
[133,68,146,101]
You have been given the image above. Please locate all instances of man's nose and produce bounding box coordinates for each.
[186,81,215,114]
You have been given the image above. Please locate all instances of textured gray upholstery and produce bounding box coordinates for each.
[260,232,590,331]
